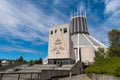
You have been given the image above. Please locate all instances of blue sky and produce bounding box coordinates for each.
[0,0,120,61]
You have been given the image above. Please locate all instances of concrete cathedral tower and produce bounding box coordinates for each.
[70,10,107,65]
[45,9,107,65]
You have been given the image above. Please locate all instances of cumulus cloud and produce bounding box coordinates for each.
[0,46,40,54]
[104,0,120,30]
[1,0,120,53]
[91,0,120,46]
[105,0,120,13]
[0,0,66,52]
[0,0,65,43]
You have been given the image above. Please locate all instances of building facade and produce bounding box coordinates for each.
[48,24,75,64]
[45,13,107,65]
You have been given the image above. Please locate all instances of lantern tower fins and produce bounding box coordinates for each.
[70,9,89,35]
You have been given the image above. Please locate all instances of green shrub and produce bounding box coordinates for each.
[0,63,2,67]
[114,67,120,76]
[85,57,120,77]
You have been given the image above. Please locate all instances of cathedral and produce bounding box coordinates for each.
[0,11,108,80]
[44,11,107,66]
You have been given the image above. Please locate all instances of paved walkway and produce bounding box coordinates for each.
[58,74,91,80]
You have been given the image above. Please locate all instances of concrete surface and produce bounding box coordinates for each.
[58,74,91,80]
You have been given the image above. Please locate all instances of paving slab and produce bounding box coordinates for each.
[58,74,91,80]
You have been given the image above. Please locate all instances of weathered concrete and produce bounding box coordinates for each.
[48,24,75,64]
[40,61,82,80]
[71,61,82,75]
[88,73,120,80]
[0,72,41,80]
[57,74,91,80]
[0,61,82,80]
[0,63,26,71]
[41,70,70,80]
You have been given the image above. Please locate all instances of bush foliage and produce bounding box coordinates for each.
[108,29,120,57]
[85,29,120,77]
[85,57,120,77]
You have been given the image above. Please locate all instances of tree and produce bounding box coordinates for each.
[0,64,2,67]
[38,58,43,64]
[8,60,13,65]
[15,56,25,63]
[95,47,107,62]
[34,60,39,64]
[0,60,2,67]
[18,56,24,62]
[95,48,106,57]
[108,29,120,57]
[29,59,34,65]
[34,58,43,64]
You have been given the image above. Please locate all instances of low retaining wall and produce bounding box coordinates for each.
[41,70,70,80]
[41,61,82,80]
[0,63,26,71]
[71,61,82,74]
[87,73,120,80]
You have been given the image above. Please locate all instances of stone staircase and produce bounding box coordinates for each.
[0,61,82,80]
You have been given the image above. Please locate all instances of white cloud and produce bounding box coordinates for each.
[53,0,60,5]
[104,0,120,31]
[105,0,120,13]
[0,46,40,54]
[0,0,65,45]
[78,1,86,11]
[87,0,120,46]
[1,0,119,52]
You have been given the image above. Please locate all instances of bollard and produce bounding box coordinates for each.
[0,74,3,80]
[30,73,33,80]
[69,72,72,80]
[18,74,20,80]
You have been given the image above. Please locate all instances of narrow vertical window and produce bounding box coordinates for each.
[55,29,57,33]
[60,28,62,32]
[51,30,53,35]
[64,28,67,33]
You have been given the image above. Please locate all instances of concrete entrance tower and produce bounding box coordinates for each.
[48,24,75,64]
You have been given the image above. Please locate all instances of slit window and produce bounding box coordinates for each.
[64,28,67,33]
[55,29,57,33]
[51,30,53,35]
[60,28,62,32]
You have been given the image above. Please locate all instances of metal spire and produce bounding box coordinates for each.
[80,8,83,16]
[83,11,85,17]
[73,9,75,17]
[70,11,72,21]
[78,32,80,61]
[77,8,79,16]
[85,10,86,18]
